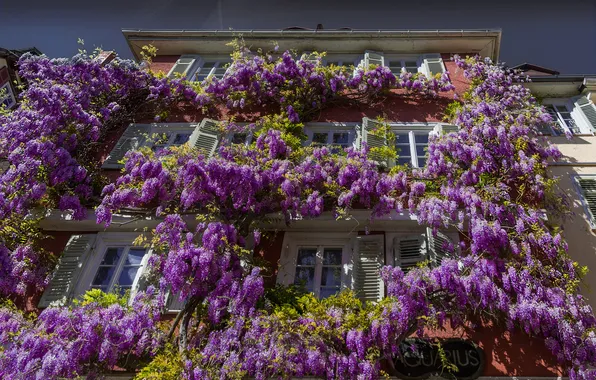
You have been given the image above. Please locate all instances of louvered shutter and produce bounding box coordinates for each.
[575,95,596,133]
[364,51,385,69]
[422,54,445,76]
[102,124,150,169]
[38,234,96,308]
[188,118,221,157]
[393,234,426,272]
[167,55,198,79]
[0,159,8,174]
[578,178,596,227]
[167,292,186,313]
[426,228,453,268]
[353,235,384,303]
[362,117,390,167]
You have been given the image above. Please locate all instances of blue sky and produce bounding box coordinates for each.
[1,0,595,73]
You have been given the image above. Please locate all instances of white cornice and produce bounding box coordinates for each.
[122,28,501,63]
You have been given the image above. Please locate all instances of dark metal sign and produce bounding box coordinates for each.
[394,339,484,380]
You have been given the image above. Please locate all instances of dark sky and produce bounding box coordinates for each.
[1,0,595,73]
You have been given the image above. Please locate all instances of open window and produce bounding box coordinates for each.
[304,123,357,153]
[575,176,596,230]
[102,119,223,169]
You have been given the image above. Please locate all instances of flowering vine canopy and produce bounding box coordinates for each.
[0,42,595,379]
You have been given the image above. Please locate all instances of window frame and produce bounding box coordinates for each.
[74,232,152,302]
[303,122,359,151]
[390,123,436,168]
[543,98,594,135]
[0,82,16,109]
[277,233,353,299]
[384,54,423,76]
[188,55,232,82]
[147,124,196,152]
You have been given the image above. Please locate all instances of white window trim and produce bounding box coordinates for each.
[147,123,197,150]
[390,123,436,168]
[0,82,16,109]
[74,232,152,303]
[543,98,594,135]
[277,232,354,298]
[303,122,359,150]
[188,55,232,82]
[384,54,423,75]
[572,175,596,230]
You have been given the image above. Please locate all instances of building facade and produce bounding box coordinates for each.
[23,29,596,378]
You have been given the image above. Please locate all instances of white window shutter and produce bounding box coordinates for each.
[426,227,454,268]
[422,54,445,76]
[578,178,596,227]
[362,117,391,167]
[102,124,151,169]
[38,234,96,308]
[353,235,384,303]
[393,234,426,272]
[364,50,385,69]
[575,95,596,133]
[167,55,198,79]
[188,119,221,157]
[166,292,186,313]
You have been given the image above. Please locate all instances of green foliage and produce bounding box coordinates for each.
[140,45,158,65]
[73,288,129,308]
[135,344,183,380]
[443,100,463,122]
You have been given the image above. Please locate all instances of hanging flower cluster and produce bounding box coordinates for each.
[0,45,595,380]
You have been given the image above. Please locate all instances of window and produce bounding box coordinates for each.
[191,59,231,82]
[294,246,343,298]
[0,82,16,109]
[304,124,356,152]
[393,127,433,168]
[385,56,421,76]
[38,233,152,308]
[103,119,222,169]
[576,177,596,229]
[150,130,192,153]
[542,96,596,135]
[90,246,148,295]
[546,104,579,134]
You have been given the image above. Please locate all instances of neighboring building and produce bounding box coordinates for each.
[0,47,41,109]
[517,67,596,312]
[27,28,596,377]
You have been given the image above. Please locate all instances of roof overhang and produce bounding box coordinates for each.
[525,75,596,99]
[122,29,501,62]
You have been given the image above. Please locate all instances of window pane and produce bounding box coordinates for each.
[173,133,191,145]
[416,145,427,156]
[125,248,146,265]
[398,157,412,166]
[321,267,341,287]
[118,266,141,287]
[296,248,317,266]
[395,134,410,144]
[414,133,429,144]
[92,267,116,288]
[417,157,427,167]
[195,62,217,81]
[294,267,315,291]
[100,248,123,266]
[396,145,411,156]
[323,248,342,265]
[320,287,340,299]
[232,133,247,144]
[332,133,349,145]
[312,133,328,145]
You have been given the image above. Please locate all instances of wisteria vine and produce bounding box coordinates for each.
[0,45,594,379]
